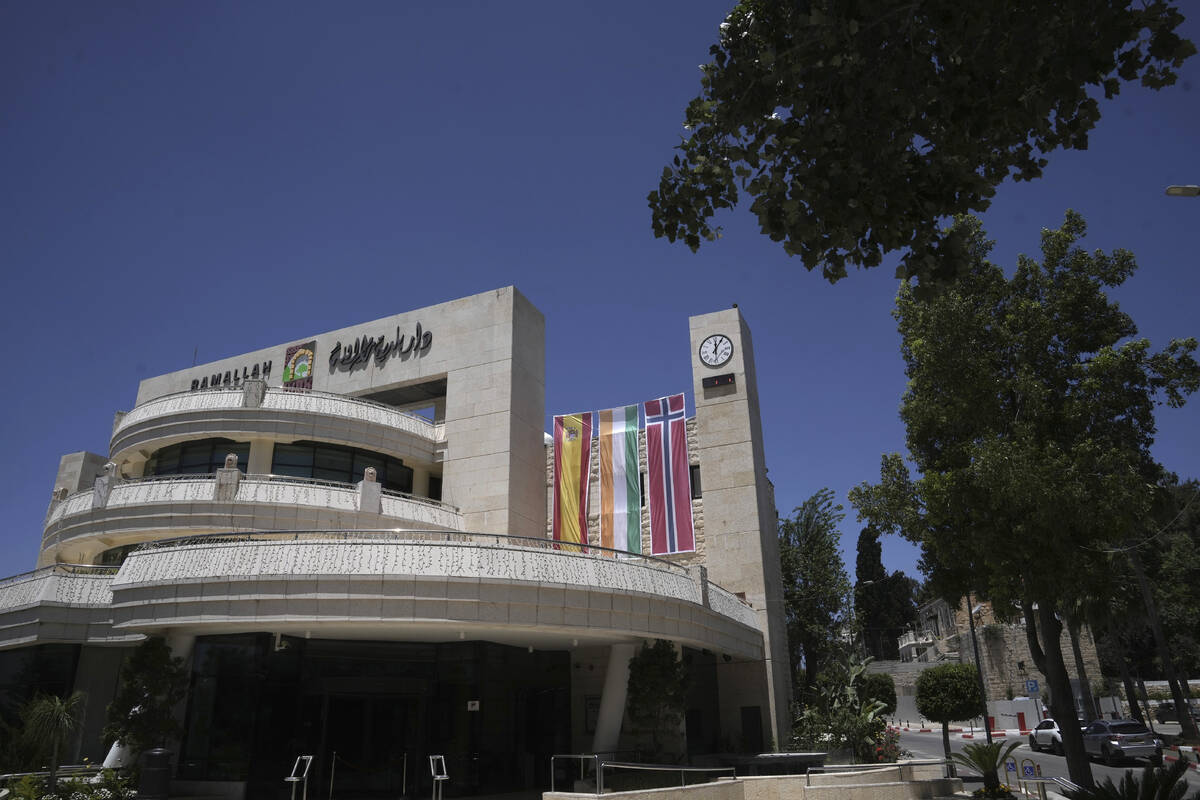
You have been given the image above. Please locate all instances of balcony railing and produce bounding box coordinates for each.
[113,387,444,442]
[41,473,463,549]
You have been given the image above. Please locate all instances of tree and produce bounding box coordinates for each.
[851,211,1200,785]
[915,663,985,768]
[103,638,188,760]
[625,640,688,758]
[1149,481,1200,696]
[855,526,918,660]
[778,488,852,701]
[22,691,86,791]
[648,1,1194,289]
[859,672,897,716]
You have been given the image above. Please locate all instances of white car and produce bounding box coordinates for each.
[1028,718,1080,755]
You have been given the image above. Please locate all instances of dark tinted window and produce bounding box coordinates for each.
[145,438,249,476]
[270,441,413,494]
[1112,722,1149,734]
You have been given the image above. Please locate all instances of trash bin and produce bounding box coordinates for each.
[139,748,173,800]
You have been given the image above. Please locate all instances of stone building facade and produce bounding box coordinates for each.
[0,288,791,798]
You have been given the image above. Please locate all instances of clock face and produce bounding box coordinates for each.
[699,334,733,367]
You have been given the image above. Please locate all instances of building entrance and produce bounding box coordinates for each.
[308,690,421,799]
[180,635,570,800]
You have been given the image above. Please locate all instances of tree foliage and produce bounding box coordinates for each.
[649,1,1194,288]
[950,740,1023,796]
[778,488,852,701]
[1149,481,1200,681]
[22,692,86,789]
[792,655,889,763]
[915,663,985,763]
[625,640,688,758]
[851,211,1200,784]
[855,526,918,660]
[859,672,897,716]
[1064,760,1200,800]
[103,638,188,758]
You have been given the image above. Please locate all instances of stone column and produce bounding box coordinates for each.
[591,643,636,754]
[247,439,273,475]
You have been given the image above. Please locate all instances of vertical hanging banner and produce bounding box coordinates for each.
[598,405,642,555]
[552,412,593,551]
[643,393,695,555]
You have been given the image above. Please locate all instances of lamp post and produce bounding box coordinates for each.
[1165,185,1200,197]
[965,592,993,744]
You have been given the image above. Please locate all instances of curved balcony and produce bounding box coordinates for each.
[107,531,763,657]
[110,387,445,465]
[40,474,463,561]
[0,564,138,649]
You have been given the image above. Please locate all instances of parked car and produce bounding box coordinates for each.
[1028,718,1085,755]
[1081,719,1163,766]
[1154,702,1200,724]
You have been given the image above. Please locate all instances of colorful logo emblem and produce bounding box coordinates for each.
[283,341,316,390]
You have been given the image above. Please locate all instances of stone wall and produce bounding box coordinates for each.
[961,619,1103,703]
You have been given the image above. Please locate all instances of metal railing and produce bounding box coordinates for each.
[597,762,736,794]
[1014,775,1080,800]
[550,755,737,795]
[0,765,108,786]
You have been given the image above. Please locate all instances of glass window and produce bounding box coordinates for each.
[270,441,414,495]
[144,439,248,477]
[271,443,314,468]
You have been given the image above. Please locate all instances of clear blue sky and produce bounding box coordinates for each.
[2,2,1198,583]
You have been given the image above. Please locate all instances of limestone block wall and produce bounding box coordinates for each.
[544,418,705,567]
[961,621,1103,703]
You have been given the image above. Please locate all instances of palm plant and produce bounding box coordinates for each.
[1064,761,1199,800]
[22,691,86,791]
[949,739,1022,795]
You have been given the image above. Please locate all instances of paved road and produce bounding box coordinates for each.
[898,729,1200,794]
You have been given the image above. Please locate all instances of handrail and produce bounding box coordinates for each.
[1,765,108,784]
[1015,774,1080,800]
[550,754,599,793]
[597,762,736,795]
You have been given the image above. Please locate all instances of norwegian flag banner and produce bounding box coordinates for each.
[643,393,695,554]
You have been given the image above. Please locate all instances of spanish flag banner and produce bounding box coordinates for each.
[598,405,641,555]
[552,412,592,551]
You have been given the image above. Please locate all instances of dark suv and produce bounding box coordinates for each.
[1154,702,1200,724]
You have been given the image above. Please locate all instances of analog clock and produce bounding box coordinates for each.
[699,334,733,367]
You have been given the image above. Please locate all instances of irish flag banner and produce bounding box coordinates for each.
[552,412,592,551]
[598,405,641,555]
[643,393,695,555]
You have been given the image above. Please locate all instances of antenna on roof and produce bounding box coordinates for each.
[192,347,198,366]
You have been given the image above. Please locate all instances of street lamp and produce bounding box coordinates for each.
[1165,185,1200,197]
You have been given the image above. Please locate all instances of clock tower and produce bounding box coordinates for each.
[689,306,791,749]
